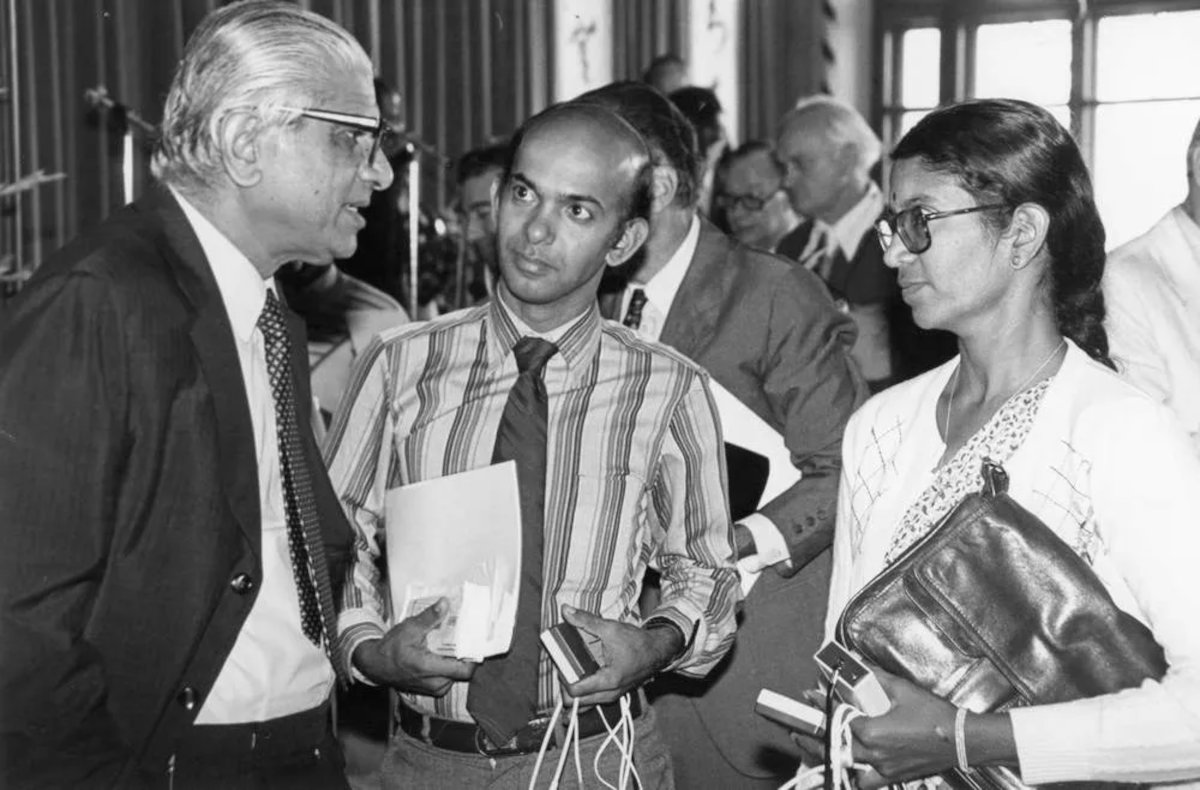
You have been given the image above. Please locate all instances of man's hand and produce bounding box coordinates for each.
[352,598,476,696]
[560,605,681,706]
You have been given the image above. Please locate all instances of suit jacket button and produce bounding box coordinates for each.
[177,686,198,711]
[230,573,255,594]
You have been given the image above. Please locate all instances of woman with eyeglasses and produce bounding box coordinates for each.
[822,99,1200,785]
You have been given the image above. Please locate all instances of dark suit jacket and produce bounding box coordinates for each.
[602,220,865,777]
[0,186,354,788]
[777,220,956,383]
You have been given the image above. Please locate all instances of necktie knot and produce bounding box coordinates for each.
[623,288,648,330]
[513,337,558,375]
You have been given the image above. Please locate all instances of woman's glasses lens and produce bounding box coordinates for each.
[876,208,932,253]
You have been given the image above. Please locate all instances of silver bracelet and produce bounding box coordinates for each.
[955,706,970,771]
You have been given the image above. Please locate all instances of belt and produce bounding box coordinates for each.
[397,693,643,757]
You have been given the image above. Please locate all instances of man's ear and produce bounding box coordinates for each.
[1006,202,1051,270]
[606,218,650,268]
[649,165,679,215]
[218,109,266,188]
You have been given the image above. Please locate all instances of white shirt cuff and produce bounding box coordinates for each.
[738,512,791,571]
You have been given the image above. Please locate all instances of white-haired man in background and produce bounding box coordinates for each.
[776,95,954,390]
[1104,115,1200,455]
[0,2,394,786]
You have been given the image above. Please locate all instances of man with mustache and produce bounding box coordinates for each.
[324,100,739,788]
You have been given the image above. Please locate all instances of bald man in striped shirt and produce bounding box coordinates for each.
[324,101,739,789]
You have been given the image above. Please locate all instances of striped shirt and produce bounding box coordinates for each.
[324,298,739,721]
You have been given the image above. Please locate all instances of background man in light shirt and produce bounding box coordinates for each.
[586,81,865,789]
[0,2,391,786]
[1104,114,1200,455]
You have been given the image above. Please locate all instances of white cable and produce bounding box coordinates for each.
[777,701,865,790]
[593,694,643,790]
[529,699,565,790]
[547,699,582,790]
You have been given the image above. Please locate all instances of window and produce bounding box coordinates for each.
[879,1,1200,250]
[1092,10,1200,247]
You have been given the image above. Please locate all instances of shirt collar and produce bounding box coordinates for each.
[830,182,883,259]
[638,213,701,314]
[170,187,271,343]
[487,292,602,376]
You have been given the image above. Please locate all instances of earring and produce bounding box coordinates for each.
[1010,253,1023,270]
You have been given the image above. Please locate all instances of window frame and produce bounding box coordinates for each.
[875,0,1200,168]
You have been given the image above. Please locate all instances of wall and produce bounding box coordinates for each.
[1,0,859,289]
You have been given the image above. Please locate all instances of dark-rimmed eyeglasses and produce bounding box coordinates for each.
[875,204,1008,254]
[280,106,401,166]
[714,188,784,213]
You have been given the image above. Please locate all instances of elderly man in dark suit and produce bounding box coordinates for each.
[775,96,955,389]
[0,3,415,787]
[582,81,867,788]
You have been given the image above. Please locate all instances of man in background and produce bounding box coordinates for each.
[324,100,739,789]
[584,81,865,789]
[716,140,801,252]
[454,142,509,304]
[0,2,390,786]
[642,53,688,95]
[1104,114,1200,455]
[775,95,954,390]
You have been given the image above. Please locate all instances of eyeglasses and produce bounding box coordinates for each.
[279,106,401,166]
[875,204,1008,253]
[715,188,784,213]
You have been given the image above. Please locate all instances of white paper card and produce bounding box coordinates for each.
[385,461,523,661]
[708,380,801,593]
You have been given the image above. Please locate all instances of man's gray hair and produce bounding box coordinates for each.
[151,0,372,191]
[779,95,882,176]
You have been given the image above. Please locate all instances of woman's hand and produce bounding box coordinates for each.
[847,668,1017,787]
[848,668,959,785]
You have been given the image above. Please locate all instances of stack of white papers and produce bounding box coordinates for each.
[385,461,523,661]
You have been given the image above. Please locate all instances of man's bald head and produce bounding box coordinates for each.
[503,102,654,224]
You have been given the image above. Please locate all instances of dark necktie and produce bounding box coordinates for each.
[623,288,648,330]
[466,336,558,746]
[258,291,341,673]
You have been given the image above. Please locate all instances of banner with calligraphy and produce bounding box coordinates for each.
[553,0,614,102]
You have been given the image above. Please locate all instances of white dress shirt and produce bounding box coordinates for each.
[619,214,790,571]
[172,190,333,724]
[829,182,883,260]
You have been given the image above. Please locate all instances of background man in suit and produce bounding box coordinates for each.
[775,96,955,390]
[325,100,739,789]
[715,140,801,253]
[583,81,866,788]
[0,2,391,786]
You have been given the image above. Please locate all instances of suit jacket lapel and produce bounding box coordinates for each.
[660,219,735,360]
[147,186,262,553]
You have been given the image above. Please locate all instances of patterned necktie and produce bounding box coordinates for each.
[466,336,558,746]
[257,291,340,670]
[623,287,648,330]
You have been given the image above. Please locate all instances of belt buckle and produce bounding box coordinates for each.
[473,716,552,757]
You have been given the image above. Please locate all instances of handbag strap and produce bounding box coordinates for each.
[885,377,1052,564]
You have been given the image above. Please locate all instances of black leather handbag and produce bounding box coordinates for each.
[834,459,1166,790]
